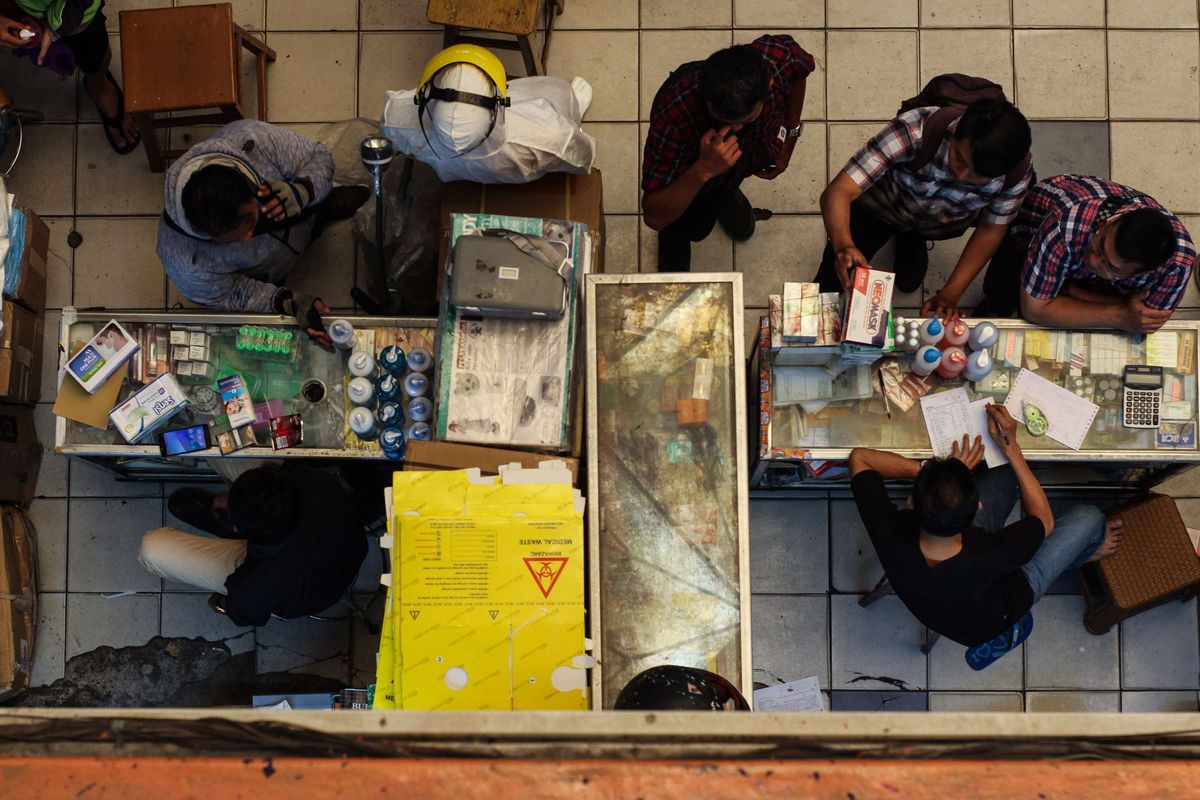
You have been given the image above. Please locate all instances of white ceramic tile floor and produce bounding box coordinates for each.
[12,0,1200,711]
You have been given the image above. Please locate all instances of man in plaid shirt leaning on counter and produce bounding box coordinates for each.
[974,174,1196,334]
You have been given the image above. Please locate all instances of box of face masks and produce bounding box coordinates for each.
[109,373,188,443]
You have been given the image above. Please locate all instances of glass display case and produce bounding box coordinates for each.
[754,319,1200,486]
[585,274,751,709]
[55,312,436,478]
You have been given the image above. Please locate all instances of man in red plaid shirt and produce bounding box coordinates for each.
[641,35,814,271]
[975,175,1195,334]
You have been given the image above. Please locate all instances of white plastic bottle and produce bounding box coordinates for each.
[968,321,999,352]
[912,345,943,377]
[328,319,357,351]
[936,346,967,379]
[348,406,378,439]
[347,351,378,379]
[347,376,376,407]
[964,349,993,382]
[918,317,944,348]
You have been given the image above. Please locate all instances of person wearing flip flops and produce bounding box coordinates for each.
[0,0,140,154]
[848,404,1122,662]
[157,120,369,344]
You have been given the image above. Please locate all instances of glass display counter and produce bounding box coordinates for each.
[54,312,436,479]
[754,319,1200,486]
[585,274,751,709]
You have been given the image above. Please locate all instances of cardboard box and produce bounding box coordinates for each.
[110,373,188,443]
[3,207,49,314]
[841,266,894,347]
[0,300,43,403]
[403,439,579,485]
[0,505,36,702]
[0,403,40,507]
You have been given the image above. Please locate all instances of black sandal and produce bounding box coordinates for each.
[91,69,141,155]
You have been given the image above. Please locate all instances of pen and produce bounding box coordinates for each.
[878,367,891,419]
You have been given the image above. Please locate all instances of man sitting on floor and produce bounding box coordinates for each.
[641,35,815,271]
[138,464,372,627]
[815,96,1032,319]
[974,174,1196,333]
[157,119,368,313]
[848,404,1121,650]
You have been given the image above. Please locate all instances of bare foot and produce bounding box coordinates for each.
[1085,518,1123,563]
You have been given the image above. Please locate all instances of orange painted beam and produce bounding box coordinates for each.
[0,757,1197,799]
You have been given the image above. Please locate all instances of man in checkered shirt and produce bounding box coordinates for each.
[975,174,1195,334]
[641,35,814,271]
[815,100,1032,318]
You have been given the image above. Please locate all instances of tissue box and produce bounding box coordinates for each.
[66,320,140,394]
[840,267,894,348]
[109,373,188,443]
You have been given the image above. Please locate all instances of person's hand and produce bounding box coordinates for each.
[1122,291,1173,334]
[695,126,741,181]
[755,138,794,180]
[207,593,227,616]
[985,403,1019,454]
[0,16,35,48]
[921,287,962,320]
[257,180,312,222]
[950,433,984,470]
[833,245,868,289]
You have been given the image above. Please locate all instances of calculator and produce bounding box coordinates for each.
[1122,365,1164,428]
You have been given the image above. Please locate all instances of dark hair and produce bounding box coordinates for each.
[230,464,299,545]
[1114,208,1176,271]
[181,165,255,237]
[953,98,1031,178]
[698,45,769,122]
[912,458,979,537]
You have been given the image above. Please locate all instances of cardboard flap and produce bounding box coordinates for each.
[53,362,128,429]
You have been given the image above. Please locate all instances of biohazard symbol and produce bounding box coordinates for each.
[409,610,420,620]
[523,557,569,599]
[488,610,499,620]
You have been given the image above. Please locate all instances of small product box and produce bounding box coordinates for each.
[169,330,189,346]
[217,374,255,427]
[66,320,140,394]
[188,332,208,348]
[781,282,803,341]
[268,414,303,450]
[840,266,894,348]
[171,345,190,362]
[798,282,819,343]
[188,345,207,361]
[109,373,188,443]
[215,424,257,454]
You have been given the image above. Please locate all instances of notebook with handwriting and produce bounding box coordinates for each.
[1003,368,1099,450]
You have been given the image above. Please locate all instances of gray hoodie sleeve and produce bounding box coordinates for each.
[237,120,335,203]
[157,219,280,313]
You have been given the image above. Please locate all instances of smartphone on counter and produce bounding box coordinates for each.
[159,424,212,457]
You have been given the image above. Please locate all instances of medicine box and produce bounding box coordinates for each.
[840,267,894,348]
[66,319,140,394]
[217,374,255,428]
[109,373,188,443]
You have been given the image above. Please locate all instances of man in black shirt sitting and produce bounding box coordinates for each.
[138,463,372,627]
[848,403,1121,648]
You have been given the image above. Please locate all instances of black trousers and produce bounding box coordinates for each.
[978,232,1030,317]
[812,199,920,292]
[60,4,110,76]
[657,175,746,272]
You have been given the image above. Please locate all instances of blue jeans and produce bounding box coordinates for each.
[972,465,1107,603]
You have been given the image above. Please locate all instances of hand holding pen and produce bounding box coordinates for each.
[985,402,1019,455]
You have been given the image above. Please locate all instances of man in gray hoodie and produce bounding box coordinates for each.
[157,120,367,313]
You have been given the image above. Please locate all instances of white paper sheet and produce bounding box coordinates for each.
[920,387,973,459]
[1003,368,1099,450]
[968,398,1010,468]
[752,676,825,712]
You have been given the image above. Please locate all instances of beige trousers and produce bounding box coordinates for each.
[139,527,248,593]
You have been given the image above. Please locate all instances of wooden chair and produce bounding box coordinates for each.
[119,3,276,172]
[426,0,565,77]
[1080,492,1200,634]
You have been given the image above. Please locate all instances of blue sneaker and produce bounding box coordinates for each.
[965,612,1034,671]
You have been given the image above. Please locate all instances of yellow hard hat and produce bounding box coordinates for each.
[418,44,508,99]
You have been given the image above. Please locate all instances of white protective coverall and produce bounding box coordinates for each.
[381,65,596,184]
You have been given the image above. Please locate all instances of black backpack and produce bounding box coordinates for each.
[896,73,1031,190]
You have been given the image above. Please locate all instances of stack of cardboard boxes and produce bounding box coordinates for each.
[0,206,49,701]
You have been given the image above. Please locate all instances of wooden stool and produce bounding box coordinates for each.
[426,0,565,77]
[1080,493,1200,634]
[119,3,276,172]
